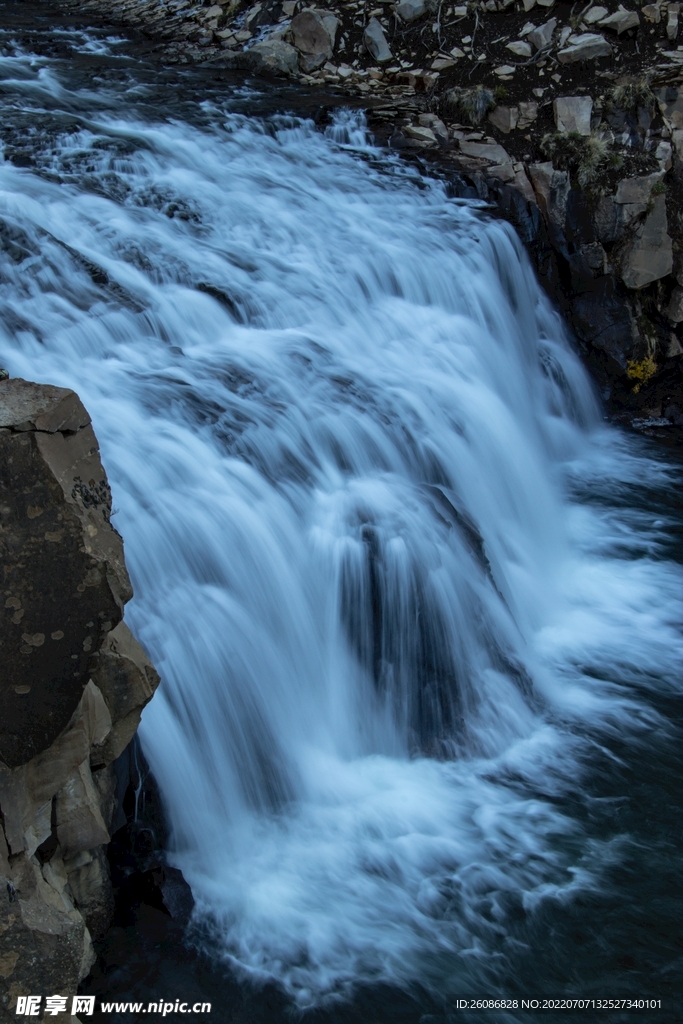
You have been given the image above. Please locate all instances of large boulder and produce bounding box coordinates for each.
[363,18,392,62]
[288,9,338,71]
[0,379,132,769]
[243,39,300,76]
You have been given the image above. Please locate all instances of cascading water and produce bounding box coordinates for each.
[1,19,682,1012]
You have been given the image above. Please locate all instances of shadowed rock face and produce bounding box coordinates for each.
[0,379,132,769]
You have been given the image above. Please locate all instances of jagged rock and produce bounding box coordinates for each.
[599,9,640,33]
[489,105,519,133]
[665,285,683,322]
[90,622,160,767]
[642,3,660,22]
[511,164,537,203]
[0,836,94,1015]
[656,86,683,128]
[584,5,608,23]
[557,32,612,62]
[517,101,538,128]
[614,172,663,205]
[459,141,512,165]
[55,759,110,859]
[594,193,648,243]
[528,18,556,50]
[506,39,532,56]
[404,125,437,145]
[363,17,392,61]
[288,9,337,70]
[64,846,114,941]
[395,0,426,21]
[553,95,593,135]
[528,160,570,233]
[620,196,673,289]
[488,163,515,183]
[418,113,449,141]
[0,380,132,769]
[243,39,300,75]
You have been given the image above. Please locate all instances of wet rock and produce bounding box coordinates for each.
[0,379,132,769]
[288,9,337,70]
[243,39,299,75]
[363,17,392,61]
[528,17,556,50]
[160,866,195,927]
[395,0,426,21]
[620,195,673,289]
[488,105,519,133]
[553,95,593,135]
[557,32,612,62]
[599,9,640,33]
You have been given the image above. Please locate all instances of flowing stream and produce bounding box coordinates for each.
[1,15,682,1019]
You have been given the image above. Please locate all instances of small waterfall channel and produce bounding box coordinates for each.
[1,17,682,1016]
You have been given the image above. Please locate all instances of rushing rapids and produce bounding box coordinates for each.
[0,18,682,1015]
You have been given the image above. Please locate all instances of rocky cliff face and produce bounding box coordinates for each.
[0,379,159,1020]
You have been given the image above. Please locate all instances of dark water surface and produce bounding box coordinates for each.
[1,7,682,1022]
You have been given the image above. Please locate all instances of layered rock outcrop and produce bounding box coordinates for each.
[0,379,159,1020]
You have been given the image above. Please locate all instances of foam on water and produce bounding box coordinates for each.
[1,31,681,1005]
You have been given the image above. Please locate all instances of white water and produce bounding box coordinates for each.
[1,34,682,1005]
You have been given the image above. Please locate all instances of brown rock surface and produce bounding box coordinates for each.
[0,379,132,769]
[0,379,160,1017]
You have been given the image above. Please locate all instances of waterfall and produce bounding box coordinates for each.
[1,26,681,1007]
